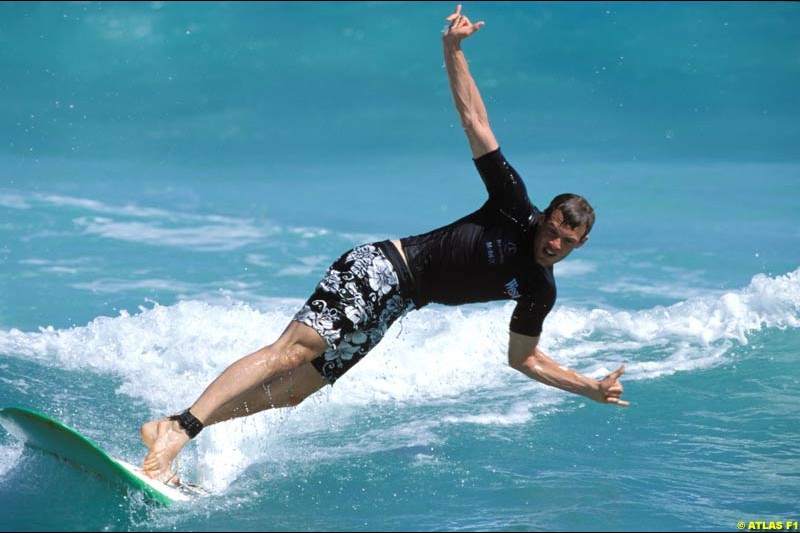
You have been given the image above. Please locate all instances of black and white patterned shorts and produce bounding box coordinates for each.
[293,241,415,384]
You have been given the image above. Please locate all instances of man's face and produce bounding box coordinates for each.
[533,209,587,267]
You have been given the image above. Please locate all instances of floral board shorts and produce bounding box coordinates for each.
[293,241,416,384]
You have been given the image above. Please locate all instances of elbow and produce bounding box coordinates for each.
[459,115,477,133]
[460,114,488,133]
[508,352,538,377]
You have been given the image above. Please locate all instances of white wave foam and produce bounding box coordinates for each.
[2,268,798,406]
[286,227,331,239]
[14,191,382,253]
[1,268,797,489]
[0,300,299,412]
[0,193,30,209]
[598,279,715,301]
[42,195,172,219]
[543,268,800,379]
[73,216,275,252]
[276,255,331,277]
[0,442,24,479]
[554,259,597,277]
[71,278,209,295]
[19,257,96,276]
[441,401,536,426]
[244,254,274,268]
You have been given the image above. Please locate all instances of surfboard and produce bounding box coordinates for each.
[0,406,207,506]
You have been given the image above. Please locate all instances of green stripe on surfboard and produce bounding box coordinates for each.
[0,406,182,505]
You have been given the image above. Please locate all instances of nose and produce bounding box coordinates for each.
[549,237,562,251]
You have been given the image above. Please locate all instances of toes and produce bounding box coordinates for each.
[143,455,160,471]
[158,470,181,487]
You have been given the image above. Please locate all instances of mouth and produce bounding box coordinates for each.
[543,247,557,258]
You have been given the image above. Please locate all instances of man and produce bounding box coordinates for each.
[142,4,628,484]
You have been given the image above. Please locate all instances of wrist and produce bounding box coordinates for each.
[588,380,605,403]
[442,37,462,51]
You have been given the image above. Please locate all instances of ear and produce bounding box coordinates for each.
[576,235,589,248]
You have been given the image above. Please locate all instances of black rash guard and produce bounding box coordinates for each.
[399,148,556,337]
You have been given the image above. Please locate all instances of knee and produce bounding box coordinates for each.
[269,325,326,372]
[285,342,314,370]
[263,340,318,375]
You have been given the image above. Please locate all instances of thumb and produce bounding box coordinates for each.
[607,364,626,381]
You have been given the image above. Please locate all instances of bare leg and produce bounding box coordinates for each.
[141,320,328,481]
[208,361,327,424]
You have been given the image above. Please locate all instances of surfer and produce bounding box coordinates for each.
[142,4,628,484]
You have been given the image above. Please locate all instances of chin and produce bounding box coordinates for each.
[539,254,563,267]
[536,255,554,266]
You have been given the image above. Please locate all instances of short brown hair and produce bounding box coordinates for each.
[544,194,595,238]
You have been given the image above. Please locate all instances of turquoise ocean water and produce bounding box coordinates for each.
[1,2,799,531]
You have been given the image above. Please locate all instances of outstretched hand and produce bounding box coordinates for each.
[443,4,485,43]
[598,365,629,407]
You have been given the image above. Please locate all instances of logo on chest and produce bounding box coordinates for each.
[485,239,518,265]
[504,277,522,299]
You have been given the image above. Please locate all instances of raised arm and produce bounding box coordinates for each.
[443,4,499,159]
[508,332,630,407]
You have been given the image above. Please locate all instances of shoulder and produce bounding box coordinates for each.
[475,148,539,230]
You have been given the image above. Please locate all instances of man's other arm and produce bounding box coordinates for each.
[508,332,630,407]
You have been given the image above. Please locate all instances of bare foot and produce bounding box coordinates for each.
[141,418,190,484]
